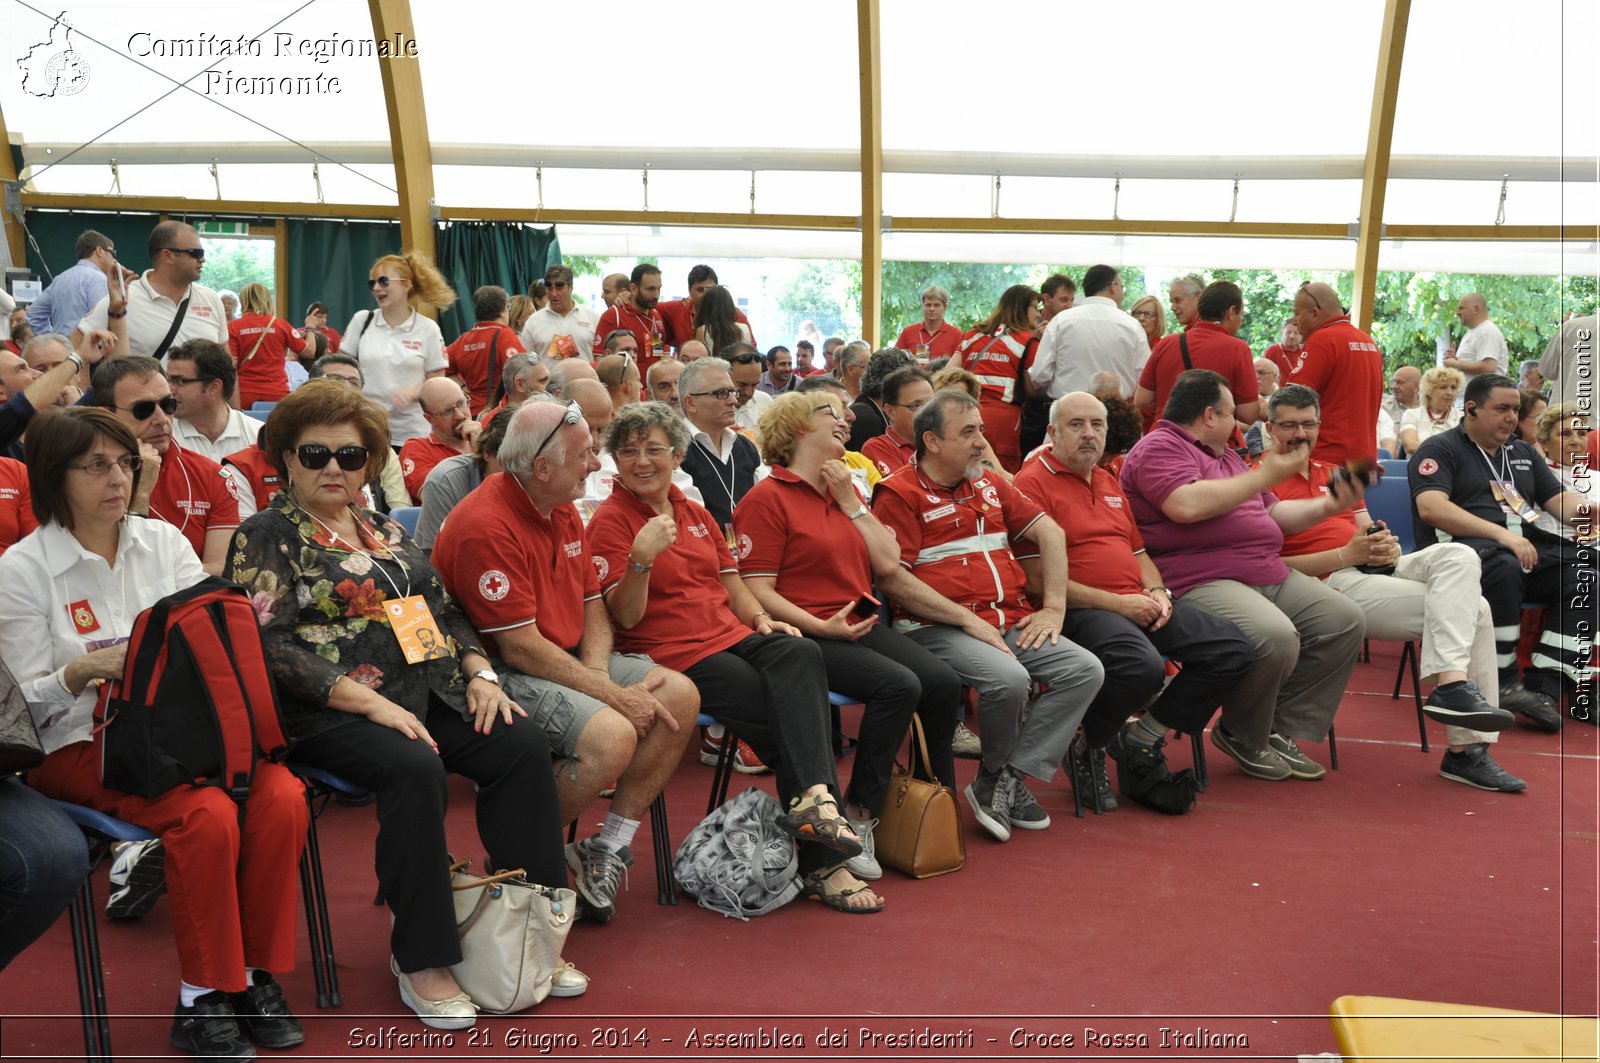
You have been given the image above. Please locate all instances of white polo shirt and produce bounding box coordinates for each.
[1028,296,1149,399]
[1449,319,1509,378]
[173,407,264,463]
[344,309,448,445]
[78,273,228,359]
[519,304,601,362]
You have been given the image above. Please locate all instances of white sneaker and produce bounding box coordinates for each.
[951,721,982,759]
[106,838,166,920]
[844,817,882,880]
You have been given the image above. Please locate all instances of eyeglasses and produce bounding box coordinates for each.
[689,388,738,402]
[814,404,844,422]
[885,399,929,412]
[67,454,142,476]
[545,279,571,290]
[367,276,397,290]
[614,445,675,461]
[115,396,178,420]
[165,247,205,260]
[295,443,370,472]
[532,401,583,460]
[1131,310,1157,320]
[429,397,470,417]
[165,374,205,387]
[1271,419,1321,432]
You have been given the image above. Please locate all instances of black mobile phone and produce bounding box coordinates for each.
[850,592,881,622]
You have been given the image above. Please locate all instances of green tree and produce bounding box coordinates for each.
[199,237,274,296]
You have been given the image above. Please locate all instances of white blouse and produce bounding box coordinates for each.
[0,518,206,753]
[345,309,448,445]
[1400,404,1462,445]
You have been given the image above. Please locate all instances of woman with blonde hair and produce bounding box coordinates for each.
[506,294,534,335]
[1531,401,1593,542]
[1129,295,1165,352]
[228,282,308,408]
[344,251,457,446]
[1398,366,1463,454]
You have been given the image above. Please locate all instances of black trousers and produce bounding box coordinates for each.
[685,634,842,877]
[1063,601,1256,746]
[812,624,961,808]
[290,695,565,973]
[1458,534,1598,692]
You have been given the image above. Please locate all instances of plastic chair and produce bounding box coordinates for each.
[1362,474,1415,554]
[1377,447,1393,460]
[388,506,421,535]
[249,401,278,417]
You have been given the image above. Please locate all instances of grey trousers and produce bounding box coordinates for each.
[906,623,1104,782]
[1181,570,1366,749]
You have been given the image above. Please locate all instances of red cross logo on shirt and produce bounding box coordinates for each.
[478,569,510,601]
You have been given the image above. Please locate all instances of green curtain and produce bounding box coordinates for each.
[433,222,561,340]
[285,219,402,334]
[22,210,162,281]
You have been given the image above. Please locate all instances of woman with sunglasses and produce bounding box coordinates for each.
[735,392,962,882]
[344,252,456,447]
[588,400,881,912]
[0,408,310,1059]
[224,380,580,1030]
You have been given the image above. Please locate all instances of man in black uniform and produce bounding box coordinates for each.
[1410,373,1595,730]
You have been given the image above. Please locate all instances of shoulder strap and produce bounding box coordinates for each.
[1179,331,1193,371]
[239,318,274,365]
[150,294,191,361]
[346,309,373,355]
[485,328,505,407]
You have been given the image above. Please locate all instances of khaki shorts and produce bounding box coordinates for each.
[497,652,658,758]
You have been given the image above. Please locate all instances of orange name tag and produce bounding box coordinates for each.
[550,334,578,359]
[386,594,450,663]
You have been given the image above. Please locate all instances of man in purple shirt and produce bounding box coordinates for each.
[1120,369,1366,782]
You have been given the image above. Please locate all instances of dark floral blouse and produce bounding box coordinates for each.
[224,494,486,740]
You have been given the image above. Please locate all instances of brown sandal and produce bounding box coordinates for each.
[802,864,884,914]
[777,792,863,858]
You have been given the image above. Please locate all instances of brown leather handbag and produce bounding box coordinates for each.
[873,714,966,878]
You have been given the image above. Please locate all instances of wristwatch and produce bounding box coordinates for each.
[628,557,654,574]
[471,668,500,685]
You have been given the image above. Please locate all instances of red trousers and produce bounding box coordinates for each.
[30,742,307,991]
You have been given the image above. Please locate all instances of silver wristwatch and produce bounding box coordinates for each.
[471,668,500,685]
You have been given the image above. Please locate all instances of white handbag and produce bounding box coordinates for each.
[448,861,577,1014]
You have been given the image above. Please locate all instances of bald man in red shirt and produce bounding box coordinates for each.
[1285,281,1383,467]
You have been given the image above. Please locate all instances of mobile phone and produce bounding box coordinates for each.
[850,592,880,622]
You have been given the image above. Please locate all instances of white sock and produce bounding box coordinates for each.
[594,812,639,852]
[179,980,217,1007]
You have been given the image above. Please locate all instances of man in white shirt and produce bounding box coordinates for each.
[166,340,263,463]
[519,264,600,361]
[1443,293,1509,382]
[1028,264,1149,401]
[75,221,227,361]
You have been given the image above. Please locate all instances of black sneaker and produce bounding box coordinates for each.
[105,838,166,920]
[962,764,1013,842]
[171,991,255,1060]
[1439,743,1527,792]
[1424,680,1515,731]
[229,971,304,1049]
[1005,770,1051,830]
[1064,736,1117,811]
[1500,682,1562,732]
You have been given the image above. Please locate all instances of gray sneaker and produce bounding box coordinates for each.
[1439,743,1527,792]
[1005,770,1051,830]
[951,721,983,759]
[564,837,633,924]
[1210,725,1292,781]
[844,817,882,880]
[963,764,1013,842]
[1268,732,1327,781]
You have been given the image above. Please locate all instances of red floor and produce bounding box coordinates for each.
[2,643,1596,1061]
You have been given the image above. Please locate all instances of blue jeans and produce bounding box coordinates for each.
[0,777,88,970]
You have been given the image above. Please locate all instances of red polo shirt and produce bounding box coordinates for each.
[221,444,282,513]
[1139,320,1259,420]
[228,314,308,407]
[587,483,748,672]
[432,471,598,655]
[447,322,524,416]
[1013,451,1145,596]
[147,443,240,558]
[894,322,964,361]
[860,426,915,478]
[399,435,467,499]
[0,457,37,555]
[657,299,753,352]
[1264,457,1358,572]
[1262,343,1298,381]
[1286,315,1384,466]
[591,304,667,375]
[733,466,873,621]
[871,462,1043,631]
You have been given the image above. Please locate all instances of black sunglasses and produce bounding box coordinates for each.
[295,443,370,472]
[532,402,584,460]
[115,396,179,420]
[367,276,396,290]
[165,247,205,260]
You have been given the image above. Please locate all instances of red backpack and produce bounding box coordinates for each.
[96,577,291,805]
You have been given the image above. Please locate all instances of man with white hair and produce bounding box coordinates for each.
[646,357,685,415]
[678,357,766,529]
[400,378,482,499]
[894,285,962,362]
[431,399,700,925]
[1167,274,1205,331]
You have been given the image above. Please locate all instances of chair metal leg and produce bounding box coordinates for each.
[706,725,737,815]
[1392,640,1411,699]
[1188,730,1209,792]
[298,788,341,1007]
[1327,725,1339,770]
[649,793,676,906]
[1407,643,1429,752]
[68,873,112,1063]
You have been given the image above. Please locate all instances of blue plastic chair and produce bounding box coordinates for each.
[388,506,421,535]
[1377,447,1393,461]
[249,401,278,417]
